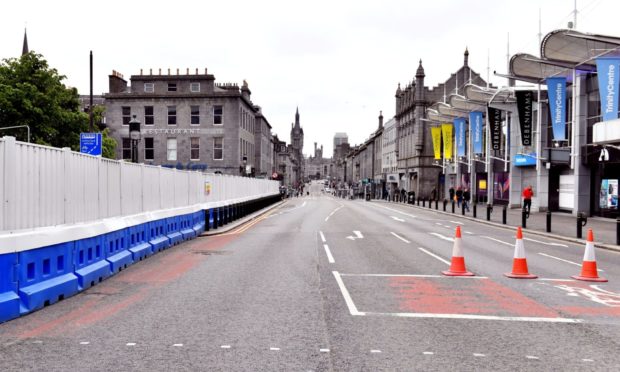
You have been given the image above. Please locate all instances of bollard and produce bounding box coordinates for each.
[473,203,477,218]
[417,197,420,206]
[422,198,426,208]
[521,208,527,229]
[617,217,620,245]
[451,200,455,213]
[443,199,447,212]
[462,202,466,216]
[502,205,507,225]
[486,204,492,221]
[429,198,432,209]
[546,210,552,233]
[576,212,587,239]
[435,199,439,210]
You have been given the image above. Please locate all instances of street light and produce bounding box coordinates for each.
[129,115,141,163]
[241,154,247,176]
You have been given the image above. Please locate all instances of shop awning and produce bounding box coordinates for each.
[542,29,620,65]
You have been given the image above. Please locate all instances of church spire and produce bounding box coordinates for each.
[294,106,300,129]
[22,28,29,56]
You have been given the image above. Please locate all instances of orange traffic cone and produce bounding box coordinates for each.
[504,227,537,279]
[572,229,607,282]
[442,226,474,276]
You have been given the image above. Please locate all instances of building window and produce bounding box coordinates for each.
[213,105,223,125]
[144,137,154,160]
[191,105,200,125]
[144,106,154,125]
[167,83,177,92]
[213,137,223,160]
[167,138,177,161]
[144,83,154,93]
[190,137,200,160]
[167,106,176,125]
[122,106,131,125]
[121,138,131,160]
[190,82,200,92]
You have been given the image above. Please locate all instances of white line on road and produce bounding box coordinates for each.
[346,231,364,240]
[363,311,582,323]
[391,216,406,222]
[523,237,568,247]
[473,353,486,357]
[435,222,443,226]
[391,232,410,243]
[423,352,434,355]
[320,348,330,353]
[270,347,280,351]
[371,204,416,218]
[126,343,136,346]
[325,205,343,221]
[526,355,539,360]
[418,247,452,265]
[79,342,90,345]
[465,231,474,235]
[323,244,335,263]
[173,344,183,347]
[332,271,364,316]
[319,231,326,243]
[538,253,604,272]
[482,236,513,247]
[450,221,465,225]
[537,278,576,282]
[582,359,594,362]
[370,350,382,353]
[340,273,488,279]
[221,345,231,349]
[429,232,454,242]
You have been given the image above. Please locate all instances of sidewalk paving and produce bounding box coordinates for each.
[375,199,620,251]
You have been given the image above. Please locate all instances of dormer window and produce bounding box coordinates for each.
[190,83,200,92]
[144,83,154,93]
[167,83,177,92]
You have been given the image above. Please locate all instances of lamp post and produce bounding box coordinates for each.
[242,154,247,176]
[129,115,141,163]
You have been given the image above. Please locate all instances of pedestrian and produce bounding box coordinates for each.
[463,188,471,212]
[449,187,455,202]
[401,188,406,203]
[522,185,533,215]
[455,187,463,208]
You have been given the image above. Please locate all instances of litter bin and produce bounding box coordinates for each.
[407,192,416,204]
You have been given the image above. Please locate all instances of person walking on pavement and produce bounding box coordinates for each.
[455,187,463,208]
[463,188,471,212]
[401,188,406,203]
[449,186,455,202]
[522,185,533,216]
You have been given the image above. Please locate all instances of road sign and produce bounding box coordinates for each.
[80,133,102,156]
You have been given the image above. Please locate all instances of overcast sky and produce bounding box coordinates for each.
[3,0,619,156]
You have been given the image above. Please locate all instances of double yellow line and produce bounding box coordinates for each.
[219,205,280,236]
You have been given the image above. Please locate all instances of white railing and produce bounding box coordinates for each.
[0,136,279,233]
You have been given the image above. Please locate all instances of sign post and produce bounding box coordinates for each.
[79,133,102,156]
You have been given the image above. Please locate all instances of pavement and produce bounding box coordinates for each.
[374,198,620,251]
[1,181,619,371]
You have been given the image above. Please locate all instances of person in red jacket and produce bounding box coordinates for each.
[522,185,533,215]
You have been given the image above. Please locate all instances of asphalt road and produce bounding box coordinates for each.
[1,180,619,371]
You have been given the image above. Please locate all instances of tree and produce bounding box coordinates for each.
[0,52,88,150]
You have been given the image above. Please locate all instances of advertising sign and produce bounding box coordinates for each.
[470,111,483,154]
[546,77,567,141]
[596,57,620,122]
[204,181,212,196]
[516,91,533,146]
[600,179,618,209]
[431,126,442,160]
[441,123,453,160]
[455,118,466,157]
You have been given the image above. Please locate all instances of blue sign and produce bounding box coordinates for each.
[79,133,102,156]
[470,111,483,154]
[596,57,620,122]
[514,153,537,167]
[546,77,566,141]
[455,118,466,157]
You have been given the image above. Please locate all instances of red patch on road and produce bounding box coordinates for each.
[390,277,560,318]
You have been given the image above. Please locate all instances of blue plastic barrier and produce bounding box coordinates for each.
[104,229,133,273]
[0,253,20,323]
[166,217,183,246]
[74,236,111,291]
[180,214,196,240]
[128,224,153,261]
[193,210,205,235]
[148,219,169,252]
[17,243,79,314]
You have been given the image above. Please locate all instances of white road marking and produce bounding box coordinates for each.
[538,253,604,272]
[362,311,582,323]
[323,244,335,264]
[80,342,90,345]
[371,204,417,218]
[332,271,364,316]
[473,353,486,357]
[423,352,434,355]
[325,205,343,221]
[270,347,280,351]
[32,340,43,344]
[370,350,382,353]
[435,222,443,226]
[418,247,451,265]
[567,293,580,297]
[450,221,464,225]
[346,231,364,240]
[429,232,454,242]
[391,232,410,243]
[173,344,183,347]
[482,236,513,247]
[320,348,330,353]
[523,237,568,247]
[340,273,488,279]
[537,278,576,282]
[126,343,136,346]
[391,216,406,222]
[464,231,474,235]
[526,355,539,360]
[319,231,326,243]
[221,345,231,349]
[582,359,594,362]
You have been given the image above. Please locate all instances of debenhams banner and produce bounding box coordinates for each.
[487,106,502,150]
[516,91,533,146]
[596,57,620,122]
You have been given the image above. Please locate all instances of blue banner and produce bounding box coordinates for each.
[455,117,466,157]
[470,111,483,154]
[596,57,620,122]
[546,77,566,141]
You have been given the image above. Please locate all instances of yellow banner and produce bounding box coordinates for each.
[431,126,442,160]
[441,123,453,159]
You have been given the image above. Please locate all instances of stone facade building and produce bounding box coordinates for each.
[305,142,331,180]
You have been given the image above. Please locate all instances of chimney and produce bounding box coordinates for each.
[108,70,127,93]
[378,110,384,129]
